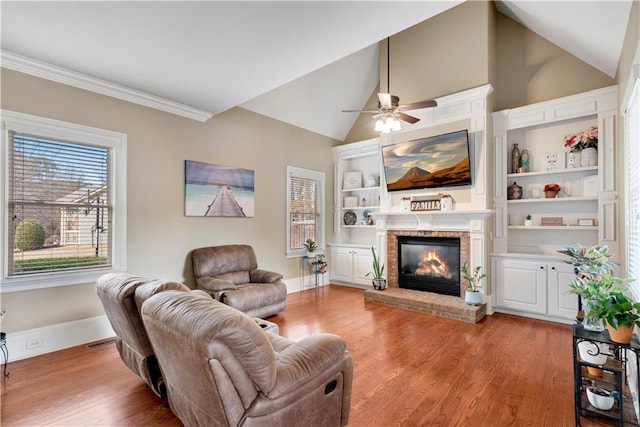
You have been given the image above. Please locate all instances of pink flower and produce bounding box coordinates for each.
[564,126,598,152]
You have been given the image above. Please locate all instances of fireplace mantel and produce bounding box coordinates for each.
[372,210,493,232]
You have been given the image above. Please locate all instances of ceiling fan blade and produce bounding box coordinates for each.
[342,109,380,114]
[396,112,420,124]
[402,99,438,110]
[378,93,392,108]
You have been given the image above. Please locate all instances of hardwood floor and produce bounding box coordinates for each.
[0,285,617,426]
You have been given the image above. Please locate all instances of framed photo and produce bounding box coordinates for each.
[582,175,598,197]
[344,196,358,208]
[184,160,255,217]
[343,171,363,190]
[544,152,565,171]
[578,218,596,226]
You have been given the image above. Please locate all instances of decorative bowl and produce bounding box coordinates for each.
[586,387,614,410]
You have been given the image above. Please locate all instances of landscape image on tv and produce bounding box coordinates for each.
[382,130,471,192]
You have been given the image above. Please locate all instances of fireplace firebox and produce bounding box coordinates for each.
[397,236,461,296]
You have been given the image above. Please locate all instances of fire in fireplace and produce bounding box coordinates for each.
[397,236,461,296]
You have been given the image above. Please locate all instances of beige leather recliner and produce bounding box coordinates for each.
[96,272,190,397]
[141,289,353,427]
[191,244,287,318]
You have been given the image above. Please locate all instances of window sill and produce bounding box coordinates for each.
[0,267,121,293]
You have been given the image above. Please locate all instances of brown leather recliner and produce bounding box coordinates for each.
[96,272,190,397]
[191,244,287,318]
[141,290,353,427]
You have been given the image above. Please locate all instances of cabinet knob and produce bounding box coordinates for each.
[540,266,544,270]
[551,266,556,270]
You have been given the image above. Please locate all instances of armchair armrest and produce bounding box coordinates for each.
[268,334,348,398]
[250,269,283,283]
[197,276,237,292]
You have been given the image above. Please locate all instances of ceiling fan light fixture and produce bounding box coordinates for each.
[374,119,384,132]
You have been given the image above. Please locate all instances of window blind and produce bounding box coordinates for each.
[289,175,317,250]
[626,83,640,300]
[7,132,112,276]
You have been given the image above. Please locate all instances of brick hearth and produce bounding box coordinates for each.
[364,288,486,323]
[363,229,485,323]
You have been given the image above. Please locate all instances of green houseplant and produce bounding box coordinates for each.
[592,290,640,343]
[304,238,318,257]
[461,263,487,305]
[560,244,636,339]
[366,246,386,290]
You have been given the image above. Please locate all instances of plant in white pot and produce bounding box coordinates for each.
[462,263,487,305]
[366,246,386,290]
[304,238,318,257]
[524,214,532,226]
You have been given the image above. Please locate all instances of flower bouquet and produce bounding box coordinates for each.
[564,126,598,153]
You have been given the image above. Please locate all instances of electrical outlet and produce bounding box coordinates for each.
[25,337,43,351]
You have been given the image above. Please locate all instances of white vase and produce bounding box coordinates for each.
[465,290,483,305]
[581,147,597,167]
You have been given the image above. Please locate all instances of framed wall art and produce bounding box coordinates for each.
[184,160,255,217]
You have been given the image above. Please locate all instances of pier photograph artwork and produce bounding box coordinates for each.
[185,160,255,217]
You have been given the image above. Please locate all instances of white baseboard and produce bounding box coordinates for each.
[5,315,115,362]
[283,274,326,294]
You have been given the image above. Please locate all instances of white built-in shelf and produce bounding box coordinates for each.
[341,206,380,210]
[342,225,376,229]
[508,225,598,230]
[506,166,597,178]
[508,196,597,204]
[341,186,380,193]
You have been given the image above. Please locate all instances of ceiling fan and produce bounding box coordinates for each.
[342,38,438,133]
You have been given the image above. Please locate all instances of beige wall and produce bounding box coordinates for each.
[494,12,615,111]
[344,1,493,144]
[1,69,336,332]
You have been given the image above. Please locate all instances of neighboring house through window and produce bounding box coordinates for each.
[286,166,324,257]
[1,110,126,292]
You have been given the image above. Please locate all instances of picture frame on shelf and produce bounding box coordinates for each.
[543,152,565,171]
[577,218,596,226]
[344,196,358,208]
[343,171,363,190]
[582,175,598,197]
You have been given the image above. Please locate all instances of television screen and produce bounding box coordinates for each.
[381,129,471,192]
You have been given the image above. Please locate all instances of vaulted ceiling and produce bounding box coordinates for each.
[0,1,633,141]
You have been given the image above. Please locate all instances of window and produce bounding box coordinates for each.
[286,166,324,257]
[626,80,640,301]
[1,110,126,292]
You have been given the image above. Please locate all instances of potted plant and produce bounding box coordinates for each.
[524,214,532,227]
[461,263,487,306]
[315,253,328,274]
[592,290,640,344]
[366,246,386,290]
[304,238,318,257]
[559,244,621,330]
[544,183,561,198]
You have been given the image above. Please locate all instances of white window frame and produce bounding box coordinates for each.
[286,166,325,258]
[1,110,127,292]
[624,76,640,302]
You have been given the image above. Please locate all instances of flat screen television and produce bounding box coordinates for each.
[381,129,472,192]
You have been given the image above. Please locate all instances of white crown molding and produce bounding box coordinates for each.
[1,50,213,122]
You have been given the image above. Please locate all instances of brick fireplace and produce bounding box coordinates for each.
[387,230,470,295]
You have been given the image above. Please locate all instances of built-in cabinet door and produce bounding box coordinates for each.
[497,259,547,314]
[353,249,373,286]
[330,247,353,283]
[547,261,579,319]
